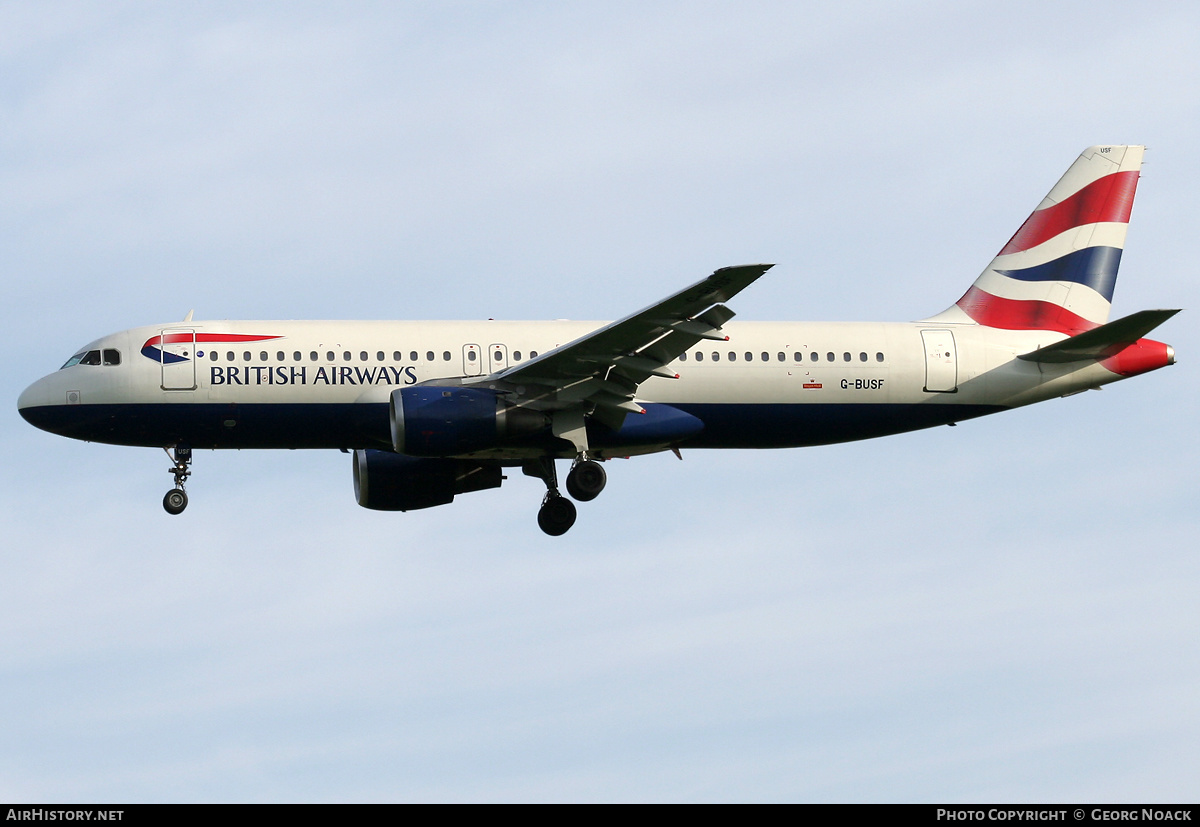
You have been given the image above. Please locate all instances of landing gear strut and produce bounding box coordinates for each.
[163,445,192,515]
[525,457,577,536]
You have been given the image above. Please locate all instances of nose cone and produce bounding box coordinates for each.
[18,373,68,434]
[19,376,44,420]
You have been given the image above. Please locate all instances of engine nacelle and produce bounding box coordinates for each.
[390,386,546,456]
[353,449,503,511]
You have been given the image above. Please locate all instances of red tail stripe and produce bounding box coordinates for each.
[956,286,1098,335]
[997,170,1139,256]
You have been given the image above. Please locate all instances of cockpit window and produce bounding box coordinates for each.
[60,348,120,369]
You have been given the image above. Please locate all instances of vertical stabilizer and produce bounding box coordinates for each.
[925,145,1143,334]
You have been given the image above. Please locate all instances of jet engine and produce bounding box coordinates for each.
[390,386,547,456]
[353,449,503,511]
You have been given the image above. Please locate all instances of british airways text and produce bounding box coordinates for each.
[210,365,418,386]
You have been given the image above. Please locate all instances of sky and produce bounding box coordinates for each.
[2,0,1197,803]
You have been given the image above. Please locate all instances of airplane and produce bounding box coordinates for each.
[18,145,1178,536]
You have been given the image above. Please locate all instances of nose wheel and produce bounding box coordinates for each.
[163,445,192,515]
[163,488,188,515]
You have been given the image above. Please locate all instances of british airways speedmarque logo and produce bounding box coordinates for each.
[141,333,283,363]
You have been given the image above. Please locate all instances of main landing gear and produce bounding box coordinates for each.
[526,457,608,536]
[163,445,192,515]
[538,492,576,536]
[566,459,606,502]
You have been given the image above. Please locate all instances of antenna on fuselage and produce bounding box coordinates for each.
[182,309,194,322]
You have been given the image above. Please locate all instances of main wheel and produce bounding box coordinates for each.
[163,488,188,515]
[537,495,577,536]
[565,460,607,502]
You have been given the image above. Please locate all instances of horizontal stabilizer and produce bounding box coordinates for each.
[1018,308,1180,363]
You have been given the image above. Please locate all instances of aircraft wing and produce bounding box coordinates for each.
[472,264,773,428]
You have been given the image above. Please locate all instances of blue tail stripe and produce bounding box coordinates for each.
[141,345,189,364]
[995,246,1122,301]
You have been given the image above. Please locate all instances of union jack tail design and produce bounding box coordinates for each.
[927,145,1143,334]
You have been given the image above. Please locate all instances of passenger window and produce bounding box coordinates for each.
[410,351,418,361]
[761,352,769,362]
[843,352,851,362]
[377,351,385,361]
[467,351,477,362]
[442,351,451,361]
[244,351,252,361]
[426,351,434,361]
[360,351,368,361]
[393,351,401,361]
[695,352,704,362]
[277,351,285,361]
[494,350,502,361]
[778,352,785,362]
[810,352,818,362]
[293,351,301,361]
[728,352,736,361]
[793,352,802,362]
[826,352,834,362]
[258,351,266,361]
[876,352,884,362]
[103,349,121,365]
[679,352,687,362]
[744,352,752,361]
[711,352,720,362]
[514,351,523,361]
[530,351,538,358]
[210,351,218,361]
[310,351,318,362]
[228,351,236,361]
[327,351,335,361]
[343,351,351,361]
[859,352,867,362]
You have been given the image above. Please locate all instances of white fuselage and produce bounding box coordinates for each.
[19,318,1124,457]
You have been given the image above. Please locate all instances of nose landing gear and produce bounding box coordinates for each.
[163,445,192,515]
[163,487,188,515]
